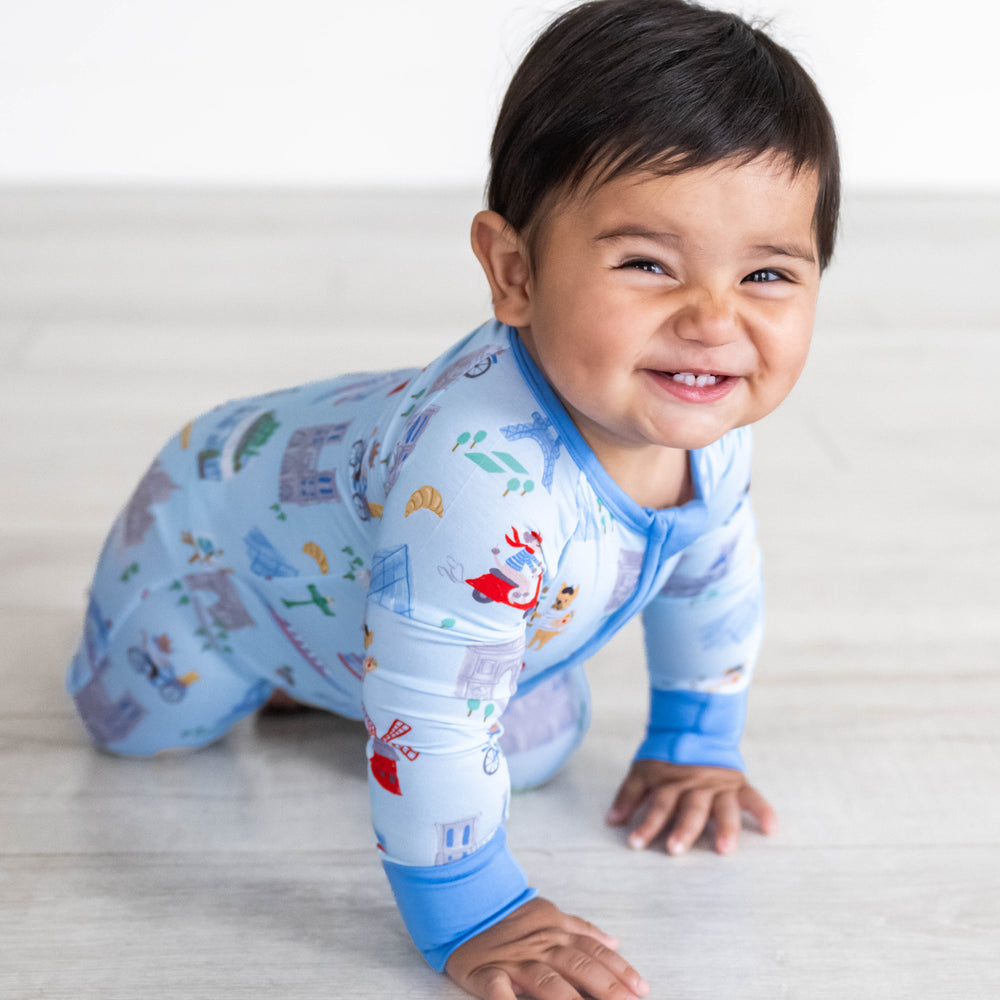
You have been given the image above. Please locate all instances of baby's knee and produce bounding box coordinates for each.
[66,591,272,757]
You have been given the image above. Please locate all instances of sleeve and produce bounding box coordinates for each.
[637,489,764,772]
[361,471,547,970]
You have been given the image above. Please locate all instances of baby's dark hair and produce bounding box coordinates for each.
[488,0,840,270]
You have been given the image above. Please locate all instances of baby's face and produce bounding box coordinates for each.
[516,157,821,463]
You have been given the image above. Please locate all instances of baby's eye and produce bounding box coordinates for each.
[743,268,786,284]
[619,258,666,275]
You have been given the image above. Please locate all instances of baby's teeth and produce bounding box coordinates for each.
[671,372,718,387]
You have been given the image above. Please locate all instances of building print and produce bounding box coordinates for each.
[368,545,413,616]
[384,404,440,494]
[243,527,300,578]
[198,406,280,480]
[500,412,562,492]
[454,636,523,702]
[196,404,256,478]
[435,815,480,864]
[72,664,147,745]
[278,422,351,506]
[74,596,111,682]
[122,459,180,547]
[498,673,580,755]
[604,550,643,615]
[68,596,147,744]
[184,570,256,631]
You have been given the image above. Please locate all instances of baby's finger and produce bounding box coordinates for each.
[606,773,649,826]
[568,933,650,998]
[513,944,645,1000]
[665,788,713,855]
[627,784,680,850]
[509,959,588,1000]
[474,966,521,1000]
[738,784,779,835]
[711,790,742,854]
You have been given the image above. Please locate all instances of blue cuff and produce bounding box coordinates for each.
[635,687,748,772]
[381,827,538,972]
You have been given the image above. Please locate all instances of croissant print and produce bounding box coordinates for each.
[404,485,444,518]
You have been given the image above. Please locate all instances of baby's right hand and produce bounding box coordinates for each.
[444,897,649,1000]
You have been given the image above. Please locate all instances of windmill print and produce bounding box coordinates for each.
[364,710,421,796]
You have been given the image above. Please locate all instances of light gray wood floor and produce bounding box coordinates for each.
[1,189,998,999]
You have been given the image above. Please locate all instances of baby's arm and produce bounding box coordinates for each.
[361,605,529,965]
[608,491,777,855]
[364,606,647,1000]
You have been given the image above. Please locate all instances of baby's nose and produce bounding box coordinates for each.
[673,291,739,345]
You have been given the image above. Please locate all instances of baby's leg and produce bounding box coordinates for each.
[67,587,273,756]
[500,665,592,791]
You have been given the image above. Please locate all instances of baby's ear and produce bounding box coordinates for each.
[470,211,532,327]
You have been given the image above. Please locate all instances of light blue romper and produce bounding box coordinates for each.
[67,319,764,970]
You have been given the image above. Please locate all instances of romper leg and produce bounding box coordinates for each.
[500,664,592,791]
[67,588,273,757]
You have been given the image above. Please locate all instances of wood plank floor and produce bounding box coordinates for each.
[1,190,998,999]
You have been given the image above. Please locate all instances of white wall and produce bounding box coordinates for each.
[0,0,995,190]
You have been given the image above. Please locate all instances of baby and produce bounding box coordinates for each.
[66,1,839,997]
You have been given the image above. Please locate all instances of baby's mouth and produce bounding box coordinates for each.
[664,371,727,387]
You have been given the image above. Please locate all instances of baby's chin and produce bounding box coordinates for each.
[645,424,749,453]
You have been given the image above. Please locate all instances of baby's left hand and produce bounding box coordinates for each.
[606,760,778,856]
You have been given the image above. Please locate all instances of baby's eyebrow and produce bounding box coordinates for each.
[751,242,817,265]
[592,226,682,245]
